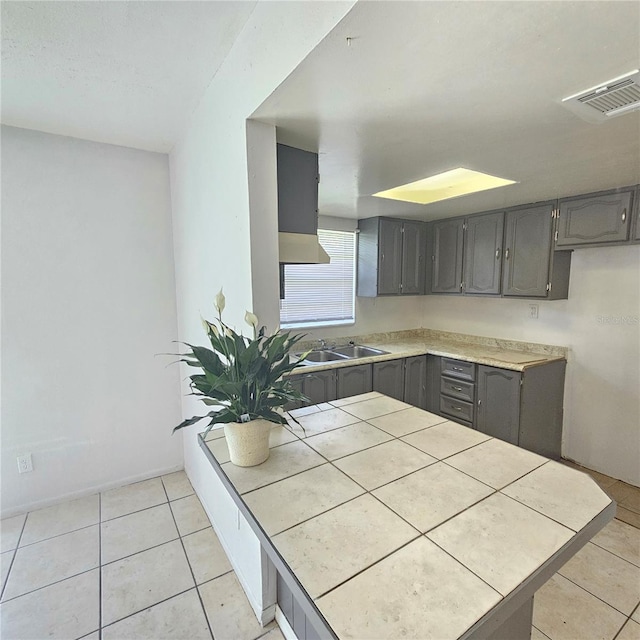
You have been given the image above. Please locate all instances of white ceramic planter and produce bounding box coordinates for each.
[224,419,272,467]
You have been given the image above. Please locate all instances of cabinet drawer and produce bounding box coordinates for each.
[440,395,474,423]
[441,358,475,381]
[440,377,475,403]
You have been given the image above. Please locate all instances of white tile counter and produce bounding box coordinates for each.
[199,393,614,640]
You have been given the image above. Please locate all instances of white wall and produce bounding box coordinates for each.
[1,126,183,516]
[169,0,356,545]
[421,245,640,486]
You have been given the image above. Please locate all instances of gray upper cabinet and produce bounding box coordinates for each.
[502,203,554,298]
[401,221,427,295]
[431,218,464,294]
[276,144,318,235]
[357,217,426,297]
[556,189,633,247]
[463,211,504,295]
[378,219,403,295]
[476,366,520,445]
[373,359,405,401]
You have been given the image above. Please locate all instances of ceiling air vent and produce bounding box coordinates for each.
[562,70,640,123]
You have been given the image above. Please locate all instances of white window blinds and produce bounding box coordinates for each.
[280,229,356,328]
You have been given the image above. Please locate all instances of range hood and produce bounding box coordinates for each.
[278,231,330,264]
[277,143,330,264]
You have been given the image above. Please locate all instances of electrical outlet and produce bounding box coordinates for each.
[529,304,539,319]
[17,454,33,474]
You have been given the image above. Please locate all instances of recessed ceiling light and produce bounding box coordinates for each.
[372,168,517,205]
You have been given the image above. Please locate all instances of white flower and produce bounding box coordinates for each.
[245,311,259,328]
[214,289,225,314]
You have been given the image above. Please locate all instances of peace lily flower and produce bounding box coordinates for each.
[245,311,259,338]
[214,289,225,315]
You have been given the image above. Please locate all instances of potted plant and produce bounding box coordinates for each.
[172,290,308,467]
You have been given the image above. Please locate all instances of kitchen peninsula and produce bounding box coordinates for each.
[198,392,614,640]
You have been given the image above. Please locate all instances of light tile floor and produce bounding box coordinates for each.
[0,471,283,640]
[0,463,638,640]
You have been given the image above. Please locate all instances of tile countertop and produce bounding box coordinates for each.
[291,328,568,374]
[201,393,614,640]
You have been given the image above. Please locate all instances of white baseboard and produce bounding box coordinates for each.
[0,464,184,519]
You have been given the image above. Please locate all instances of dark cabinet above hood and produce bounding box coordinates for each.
[277,143,329,264]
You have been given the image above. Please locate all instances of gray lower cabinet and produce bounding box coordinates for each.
[475,362,566,459]
[404,356,428,409]
[431,218,464,294]
[556,188,633,247]
[286,370,337,410]
[476,366,520,445]
[373,359,405,401]
[337,364,373,399]
[464,211,504,295]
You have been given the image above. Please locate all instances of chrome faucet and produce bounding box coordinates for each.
[318,338,327,350]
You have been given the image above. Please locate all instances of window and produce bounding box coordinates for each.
[280,229,356,328]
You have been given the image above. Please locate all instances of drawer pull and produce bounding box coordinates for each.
[452,406,464,412]
[495,248,501,260]
[622,208,627,222]
[505,248,510,260]
[452,366,464,372]
[451,386,463,392]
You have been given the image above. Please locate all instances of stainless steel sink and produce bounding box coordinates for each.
[301,350,350,363]
[296,344,389,365]
[332,345,388,358]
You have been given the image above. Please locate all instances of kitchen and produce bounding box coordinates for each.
[1,1,638,638]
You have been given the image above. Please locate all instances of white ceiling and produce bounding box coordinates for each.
[1,1,256,152]
[253,1,640,221]
[2,1,639,221]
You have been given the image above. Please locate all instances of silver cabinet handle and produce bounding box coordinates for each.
[622,208,627,222]
[495,248,501,260]
[452,386,463,392]
[452,406,463,412]
[452,366,464,372]
[505,248,510,260]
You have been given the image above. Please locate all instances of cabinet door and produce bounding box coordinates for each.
[284,375,305,411]
[303,371,337,405]
[404,356,427,409]
[373,359,405,401]
[276,144,318,235]
[634,186,640,242]
[377,219,403,295]
[476,366,521,445]
[401,221,426,295]
[464,211,504,295]
[502,204,553,298]
[431,219,464,293]
[557,190,632,246]
[337,365,373,399]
